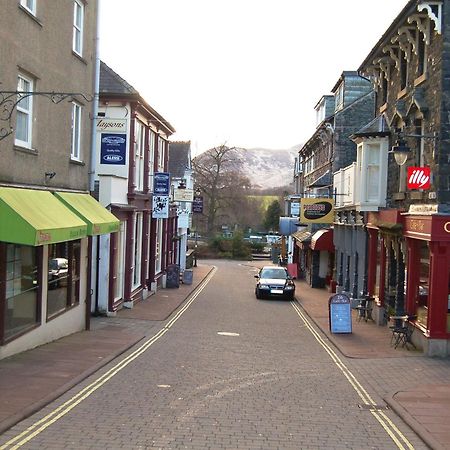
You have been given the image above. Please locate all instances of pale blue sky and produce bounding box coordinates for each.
[100,0,407,154]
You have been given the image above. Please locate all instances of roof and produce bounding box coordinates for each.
[307,170,332,188]
[99,61,176,135]
[169,141,191,178]
[351,115,391,140]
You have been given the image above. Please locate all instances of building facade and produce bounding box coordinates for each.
[0,0,119,359]
[95,62,176,314]
[338,0,450,356]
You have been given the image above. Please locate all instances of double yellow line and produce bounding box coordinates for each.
[290,301,415,450]
[0,267,217,450]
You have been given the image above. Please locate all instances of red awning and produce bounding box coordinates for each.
[310,229,334,251]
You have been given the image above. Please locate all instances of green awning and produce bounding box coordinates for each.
[0,187,87,246]
[54,192,120,235]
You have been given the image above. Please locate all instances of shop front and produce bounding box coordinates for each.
[0,187,119,359]
[403,213,450,356]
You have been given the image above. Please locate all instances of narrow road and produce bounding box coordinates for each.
[0,260,427,449]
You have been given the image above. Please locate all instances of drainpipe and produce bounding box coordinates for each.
[89,0,101,193]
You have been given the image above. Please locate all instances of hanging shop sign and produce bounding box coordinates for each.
[407,167,431,190]
[152,195,169,219]
[154,172,171,195]
[300,198,334,223]
[173,188,194,202]
[192,196,203,213]
[100,133,127,165]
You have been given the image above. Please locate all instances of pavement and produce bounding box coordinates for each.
[0,261,449,450]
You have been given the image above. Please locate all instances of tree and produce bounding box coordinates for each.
[192,144,252,236]
[263,200,282,232]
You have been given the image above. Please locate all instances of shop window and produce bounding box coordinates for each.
[132,213,143,289]
[1,244,40,341]
[113,221,126,302]
[416,241,430,327]
[47,240,81,319]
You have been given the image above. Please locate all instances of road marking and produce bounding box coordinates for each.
[290,301,415,450]
[0,267,217,450]
[217,332,240,336]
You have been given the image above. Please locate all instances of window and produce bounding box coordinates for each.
[20,0,36,14]
[15,74,33,148]
[132,213,143,289]
[400,49,408,91]
[381,72,388,105]
[335,83,344,112]
[134,120,145,191]
[47,240,81,318]
[148,130,155,191]
[155,219,163,274]
[71,102,82,160]
[366,144,380,201]
[157,137,165,171]
[417,31,427,77]
[113,221,126,301]
[73,0,84,55]
[1,244,39,341]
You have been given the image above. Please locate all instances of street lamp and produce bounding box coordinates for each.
[390,137,410,166]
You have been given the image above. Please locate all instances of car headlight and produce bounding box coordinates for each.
[259,284,269,289]
[285,285,295,290]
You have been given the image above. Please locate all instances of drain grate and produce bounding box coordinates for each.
[358,404,389,411]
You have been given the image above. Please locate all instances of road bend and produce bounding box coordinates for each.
[0,260,427,450]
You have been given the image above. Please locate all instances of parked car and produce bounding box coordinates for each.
[254,266,295,300]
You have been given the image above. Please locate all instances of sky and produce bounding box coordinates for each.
[99,0,407,155]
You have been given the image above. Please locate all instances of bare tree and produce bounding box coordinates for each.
[192,144,252,236]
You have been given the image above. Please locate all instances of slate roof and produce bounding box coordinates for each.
[169,141,191,178]
[100,61,138,95]
[307,170,332,188]
[351,115,391,139]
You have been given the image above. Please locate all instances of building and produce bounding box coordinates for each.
[294,72,375,289]
[95,62,176,313]
[169,141,194,272]
[341,0,450,356]
[0,0,119,359]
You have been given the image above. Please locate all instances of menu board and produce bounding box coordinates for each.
[329,293,352,334]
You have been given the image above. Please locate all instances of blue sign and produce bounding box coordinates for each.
[100,133,126,165]
[329,293,352,334]
[154,172,170,195]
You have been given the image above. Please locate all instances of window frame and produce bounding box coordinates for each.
[20,0,36,15]
[15,73,34,148]
[71,101,82,161]
[73,0,84,56]
[132,213,143,289]
[134,120,145,191]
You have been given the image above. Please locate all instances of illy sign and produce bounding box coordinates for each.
[407,167,431,190]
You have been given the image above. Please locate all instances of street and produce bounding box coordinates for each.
[0,260,435,449]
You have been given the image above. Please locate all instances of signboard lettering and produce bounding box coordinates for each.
[192,196,203,213]
[96,118,127,133]
[100,133,127,165]
[300,198,334,223]
[154,172,170,195]
[407,167,431,190]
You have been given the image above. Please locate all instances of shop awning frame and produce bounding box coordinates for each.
[54,192,120,235]
[310,228,334,251]
[0,187,87,246]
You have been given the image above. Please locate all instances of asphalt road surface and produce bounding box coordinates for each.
[0,260,428,449]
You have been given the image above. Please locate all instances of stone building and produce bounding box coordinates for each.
[341,0,450,356]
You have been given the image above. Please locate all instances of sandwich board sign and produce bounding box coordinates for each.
[329,293,352,334]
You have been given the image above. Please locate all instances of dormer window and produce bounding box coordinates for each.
[335,83,344,112]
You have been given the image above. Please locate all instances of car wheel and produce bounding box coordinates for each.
[255,289,262,299]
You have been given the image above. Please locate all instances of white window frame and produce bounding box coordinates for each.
[15,74,34,148]
[20,0,36,15]
[134,120,145,191]
[157,136,165,171]
[73,0,84,56]
[132,213,143,289]
[114,221,126,301]
[148,130,155,192]
[155,218,163,274]
[71,102,82,160]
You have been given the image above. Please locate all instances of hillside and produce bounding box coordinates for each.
[236,146,300,190]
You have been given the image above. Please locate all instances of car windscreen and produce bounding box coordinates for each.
[260,269,287,279]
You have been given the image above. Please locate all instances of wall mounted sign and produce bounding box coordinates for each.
[192,196,203,213]
[291,202,300,217]
[407,167,431,190]
[152,195,169,219]
[329,293,352,334]
[174,188,194,202]
[96,118,127,133]
[100,133,127,165]
[300,198,334,223]
[154,172,170,195]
